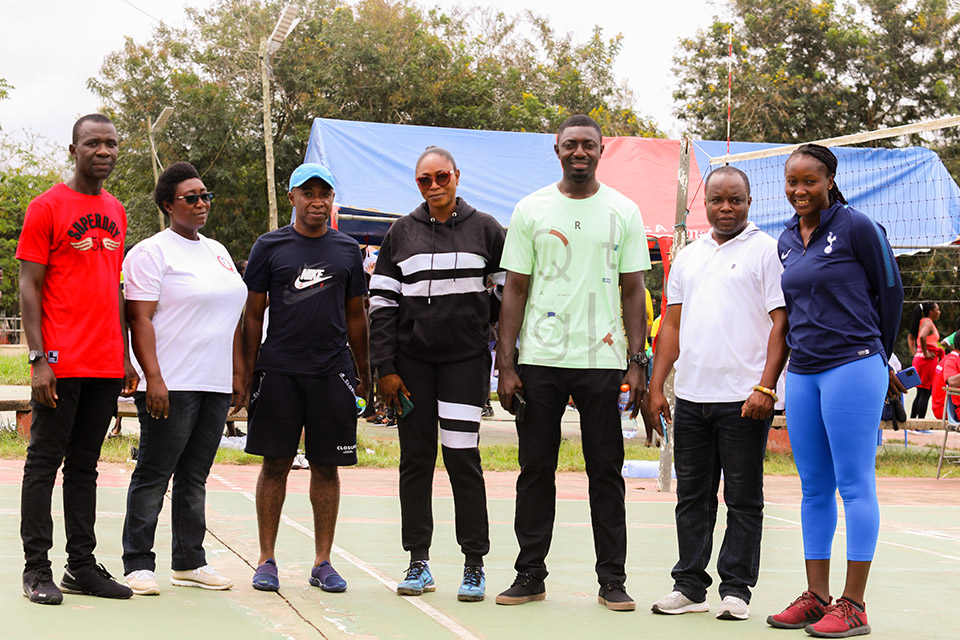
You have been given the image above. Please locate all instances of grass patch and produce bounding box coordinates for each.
[0,355,30,385]
[0,422,953,477]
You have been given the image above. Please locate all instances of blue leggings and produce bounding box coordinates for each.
[785,354,887,562]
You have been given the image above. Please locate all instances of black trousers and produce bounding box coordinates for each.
[21,378,123,573]
[514,365,626,585]
[397,350,490,566]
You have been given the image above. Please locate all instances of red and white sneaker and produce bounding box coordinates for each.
[805,598,870,638]
[767,590,831,629]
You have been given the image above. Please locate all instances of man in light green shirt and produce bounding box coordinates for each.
[495,114,651,612]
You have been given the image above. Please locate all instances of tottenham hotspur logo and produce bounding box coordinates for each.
[824,232,837,254]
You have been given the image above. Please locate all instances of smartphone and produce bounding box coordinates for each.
[513,392,527,423]
[397,391,415,417]
[896,366,921,390]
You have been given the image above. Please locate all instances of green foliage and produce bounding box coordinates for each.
[0,141,65,317]
[673,0,960,145]
[88,0,660,260]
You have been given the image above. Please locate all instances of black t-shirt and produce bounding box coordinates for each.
[244,225,366,375]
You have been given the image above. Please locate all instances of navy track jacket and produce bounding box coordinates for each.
[778,202,904,374]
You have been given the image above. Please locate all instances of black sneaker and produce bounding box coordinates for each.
[598,581,635,611]
[23,568,63,605]
[495,572,545,605]
[60,563,133,599]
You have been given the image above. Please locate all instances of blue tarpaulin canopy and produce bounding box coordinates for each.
[304,118,960,254]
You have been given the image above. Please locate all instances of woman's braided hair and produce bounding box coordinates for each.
[790,144,847,206]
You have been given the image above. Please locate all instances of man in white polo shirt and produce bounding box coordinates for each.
[645,166,788,622]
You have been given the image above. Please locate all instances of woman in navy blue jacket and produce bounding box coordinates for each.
[767,145,904,639]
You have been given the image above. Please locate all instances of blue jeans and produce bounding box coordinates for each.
[671,398,770,603]
[122,391,231,573]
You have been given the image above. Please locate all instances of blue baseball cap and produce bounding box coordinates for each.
[288,163,336,192]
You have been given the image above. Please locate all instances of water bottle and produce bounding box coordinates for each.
[618,384,638,438]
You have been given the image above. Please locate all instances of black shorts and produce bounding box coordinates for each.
[245,369,358,466]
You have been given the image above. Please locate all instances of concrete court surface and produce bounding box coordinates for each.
[1,459,959,640]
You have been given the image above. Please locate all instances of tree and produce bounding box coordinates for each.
[0,81,68,319]
[88,0,659,260]
[672,0,960,144]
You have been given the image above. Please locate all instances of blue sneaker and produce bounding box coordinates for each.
[457,565,485,602]
[252,559,279,592]
[396,560,435,596]
[309,561,346,593]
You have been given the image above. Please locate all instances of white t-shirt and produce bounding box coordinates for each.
[666,222,785,403]
[123,229,247,393]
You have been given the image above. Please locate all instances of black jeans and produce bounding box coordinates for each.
[123,391,231,573]
[397,351,490,566]
[514,366,626,585]
[671,398,770,603]
[21,378,123,573]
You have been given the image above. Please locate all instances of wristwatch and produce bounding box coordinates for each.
[628,352,650,368]
[28,350,46,364]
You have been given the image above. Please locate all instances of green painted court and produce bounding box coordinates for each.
[1,460,958,639]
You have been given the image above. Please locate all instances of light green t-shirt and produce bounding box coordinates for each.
[501,182,651,369]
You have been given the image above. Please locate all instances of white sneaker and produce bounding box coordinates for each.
[651,590,710,614]
[292,453,310,470]
[717,595,749,620]
[170,565,234,590]
[125,569,160,595]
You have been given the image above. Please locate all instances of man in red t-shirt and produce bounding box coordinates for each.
[17,114,139,605]
[931,344,960,421]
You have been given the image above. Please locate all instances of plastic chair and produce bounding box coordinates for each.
[936,387,960,479]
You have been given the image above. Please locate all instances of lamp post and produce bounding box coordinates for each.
[147,105,174,231]
[260,5,300,230]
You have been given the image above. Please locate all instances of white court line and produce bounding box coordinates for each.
[765,514,960,562]
[210,473,481,640]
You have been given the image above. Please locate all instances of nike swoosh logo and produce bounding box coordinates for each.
[293,274,333,290]
[781,250,791,260]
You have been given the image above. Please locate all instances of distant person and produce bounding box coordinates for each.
[17,114,138,604]
[120,162,247,595]
[496,114,650,611]
[239,163,370,593]
[646,166,788,621]
[369,146,505,602]
[910,301,942,419]
[767,144,904,638]
[931,317,960,421]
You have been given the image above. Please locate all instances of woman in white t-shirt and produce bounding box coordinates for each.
[120,162,247,596]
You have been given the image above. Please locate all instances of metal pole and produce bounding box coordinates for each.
[147,116,164,231]
[260,38,279,231]
[657,136,693,493]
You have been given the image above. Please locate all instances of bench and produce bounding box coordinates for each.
[0,398,247,439]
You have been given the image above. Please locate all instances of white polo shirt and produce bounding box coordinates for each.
[666,222,785,403]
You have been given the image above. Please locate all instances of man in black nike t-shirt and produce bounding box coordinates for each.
[238,163,370,593]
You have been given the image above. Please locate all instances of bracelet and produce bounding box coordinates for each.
[753,385,779,402]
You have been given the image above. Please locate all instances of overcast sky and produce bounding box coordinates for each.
[0,0,722,149]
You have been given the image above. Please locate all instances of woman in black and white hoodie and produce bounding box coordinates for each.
[369,147,505,602]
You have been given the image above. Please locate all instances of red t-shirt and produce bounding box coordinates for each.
[930,351,960,420]
[16,183,127,378]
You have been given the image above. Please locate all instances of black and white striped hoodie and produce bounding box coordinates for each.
[369,198,506,376]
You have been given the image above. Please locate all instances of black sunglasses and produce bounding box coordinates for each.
[175,192,215,205]
[415,171,452,189]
